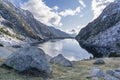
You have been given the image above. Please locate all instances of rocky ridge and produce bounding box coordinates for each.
[0,0,70,46]
[76,0,120,57]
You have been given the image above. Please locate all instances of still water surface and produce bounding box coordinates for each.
[39,39,93,61]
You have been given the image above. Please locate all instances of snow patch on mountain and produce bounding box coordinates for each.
[0,35,24,47]
[0,16,25,46]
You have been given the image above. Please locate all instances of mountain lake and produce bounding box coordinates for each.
[39,39,93,61]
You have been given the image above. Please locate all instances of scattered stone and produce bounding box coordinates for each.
[3,47,52,76]
[107,70,120,79]
[113,72,120,79]
[104,74,119,80]
[88,67,120,80]
[50,54,73,67]
[115,68,120,72]
[93,59,105,65]
[107,70,115,75]
[88,67,105,78]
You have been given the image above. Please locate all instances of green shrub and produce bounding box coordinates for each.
[109,52,120,57]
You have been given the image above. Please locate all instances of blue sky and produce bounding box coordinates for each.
[44,0,93,30]
[11,0,114,34]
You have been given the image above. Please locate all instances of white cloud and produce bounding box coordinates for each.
[59,7,81,17]
[65,25,84,35]
[52,6,59,11]
[79,0,86,8]
[66,29,76,34]
[80,14,84,17]
[92,0,115,19]
[21,0,62,26]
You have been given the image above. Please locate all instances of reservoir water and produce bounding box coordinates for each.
[39,39,93,61]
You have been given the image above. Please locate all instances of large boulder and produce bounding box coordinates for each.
[93,59,105,65]
[3,47,52,76]
[50,54,73,67]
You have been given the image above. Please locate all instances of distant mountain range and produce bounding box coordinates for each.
[76,0,120,57]
[48,27,72,38]
[0,0,70,46]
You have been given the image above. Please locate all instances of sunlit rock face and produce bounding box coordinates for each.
[76,0,120,57]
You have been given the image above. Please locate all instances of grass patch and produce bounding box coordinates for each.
[0,59,43,80]
[0,58,120,80]
[0,27,12,36]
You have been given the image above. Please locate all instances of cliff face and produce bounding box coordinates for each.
[76,0,120,57]
[0,0,70,44]
[0,0,42,40]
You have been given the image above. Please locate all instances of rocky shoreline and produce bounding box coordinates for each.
[78,42,110,58]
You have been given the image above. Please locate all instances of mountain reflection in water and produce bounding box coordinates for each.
[39,39,93,61]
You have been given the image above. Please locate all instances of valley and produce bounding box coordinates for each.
[0,0,120,80]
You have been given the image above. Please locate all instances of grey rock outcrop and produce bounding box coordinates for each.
[76,0,120,57]
[115,68,120,72]
[88,67,105,78]
[88,67,120,80]
[107,70,120,79]
[104,74,119,80]
[50,54,73,67]
[4,47,52,76]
